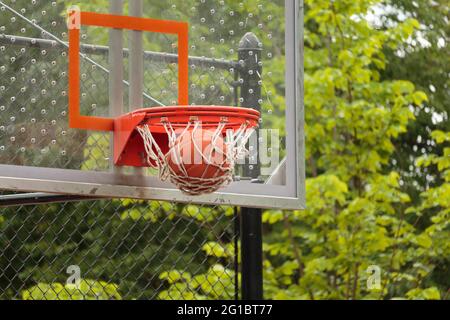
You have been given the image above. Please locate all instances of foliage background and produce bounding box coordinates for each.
[0,0,448,300]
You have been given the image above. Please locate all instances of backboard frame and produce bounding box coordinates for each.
[0,0,305,210]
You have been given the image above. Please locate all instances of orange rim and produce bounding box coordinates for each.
[113,106,260,166]
[130,106,260,133]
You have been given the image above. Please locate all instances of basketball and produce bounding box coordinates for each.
[167,129,232,195]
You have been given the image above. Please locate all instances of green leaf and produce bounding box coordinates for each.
[412,91,428,105]
[415,234,433,249]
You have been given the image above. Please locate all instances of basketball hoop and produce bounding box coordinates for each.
[114,106,260,195]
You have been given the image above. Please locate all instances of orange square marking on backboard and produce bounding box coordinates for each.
[68,12,189,131]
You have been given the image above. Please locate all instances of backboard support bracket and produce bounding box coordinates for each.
[0,193,100,207]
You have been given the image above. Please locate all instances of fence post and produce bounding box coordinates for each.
[238,32,263,300]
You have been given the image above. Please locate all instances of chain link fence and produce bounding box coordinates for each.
[0,0,246,300]
[0,200,238,300]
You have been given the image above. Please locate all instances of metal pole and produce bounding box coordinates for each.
[129,0,144,176]
[238,32,263,300]
[109,0,124,173]
[129,0,144,110]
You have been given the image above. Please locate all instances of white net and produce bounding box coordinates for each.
[136,119,255,196]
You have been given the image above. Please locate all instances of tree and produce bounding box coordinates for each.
[262,0,446,300]
[380,0,450,201]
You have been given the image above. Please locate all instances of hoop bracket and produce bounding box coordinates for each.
[113,106,260,167]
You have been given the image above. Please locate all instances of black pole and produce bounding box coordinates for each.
[240,207,263,300]
[238,33,263,300]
